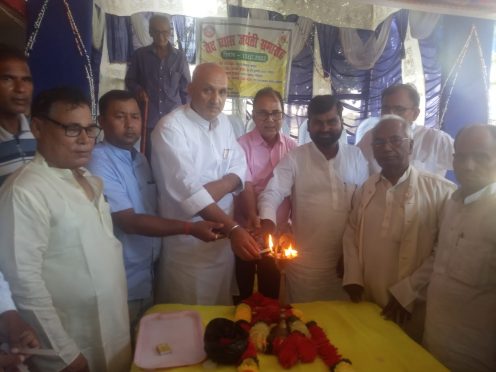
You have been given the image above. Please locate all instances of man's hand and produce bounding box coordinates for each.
[61,353,90,372]
[259,219,276,238]
[0,353,25,370]
[190,221,224,242]
[381,296,411,325]
[245,215,261,231]
[230,227,261,261]
[1,311,39,351]
[343,284,363,303]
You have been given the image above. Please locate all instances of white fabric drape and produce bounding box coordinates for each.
[247,9,313,58]
[339,14,393,70]
[408,11,440,40]
[92,4,105,51]
[130,12,153,50]
[94,0,227,18]
[291,17,314,58]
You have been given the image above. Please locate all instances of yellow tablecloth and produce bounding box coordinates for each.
[130,301,447,372]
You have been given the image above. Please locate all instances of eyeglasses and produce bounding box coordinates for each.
[150,29,171,37]
[254,110,284,121]
[372,136,410,148]
[42,116,101,138]
[381,105,415,115]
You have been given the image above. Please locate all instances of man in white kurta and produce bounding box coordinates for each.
[343,116,455,340]
[259,95,368,303]
[357,84,453,177]
[423,125,496,372]
[151,63,260,305]
[0,87,131,371]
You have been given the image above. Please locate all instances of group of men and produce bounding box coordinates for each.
[0,15,494,372]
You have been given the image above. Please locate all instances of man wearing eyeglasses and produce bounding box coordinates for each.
[234,87,297,302]
[357,84,454,177]
[259,95,369,302]
[125,14,191,158]
[0,87,131,371]
[343,115,455,341]
[0,45,36,186]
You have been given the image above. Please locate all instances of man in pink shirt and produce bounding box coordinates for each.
[235,87,297,302]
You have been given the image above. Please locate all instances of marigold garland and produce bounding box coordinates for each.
[226,294,354,371]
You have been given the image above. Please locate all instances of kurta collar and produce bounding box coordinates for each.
[249,127,283,147]
[102,140,136,162]
[144,43,177,57]
[32,152,103,195]
[455,182,496,205]
[308,141,340,162]
[184,104,220,130]
[379,165,412,188]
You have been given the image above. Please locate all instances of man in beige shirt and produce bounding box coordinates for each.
[424,125,496,371]
[343,115,455,340]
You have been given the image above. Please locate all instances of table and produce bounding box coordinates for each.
[130,301,447,371]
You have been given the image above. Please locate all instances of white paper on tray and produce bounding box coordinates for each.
[134,310,206,369]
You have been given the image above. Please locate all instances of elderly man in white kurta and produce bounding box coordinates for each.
[0,87,131,372]
[151,63,260,305]
[343,116,455,340]
[423,125,496,372]
[357,84,453,177]
[259,95,368,303]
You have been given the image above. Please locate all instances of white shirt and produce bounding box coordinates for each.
[423,183,496,372]
[151,104,247,305]
[258,142,368,302]
[0,271,15,314]
[343,167,455,309]
[357,123,454,177]
[0,153,131,372]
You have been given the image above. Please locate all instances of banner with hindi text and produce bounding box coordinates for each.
[197,17,294,99]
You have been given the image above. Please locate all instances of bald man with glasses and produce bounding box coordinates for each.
[0,87,131,371]
[357,84,454,177]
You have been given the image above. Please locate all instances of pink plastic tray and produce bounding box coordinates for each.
[134,310,206,370]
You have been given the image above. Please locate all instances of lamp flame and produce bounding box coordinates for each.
[284,244,298,258]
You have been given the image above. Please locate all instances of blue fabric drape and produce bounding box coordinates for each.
[26,0,95,111]
[320,12,405,122]
[315,22,339,79]
[106,14,133,63]
[419,23,443,128]
[227,5,249,18]
[439,16,493,138]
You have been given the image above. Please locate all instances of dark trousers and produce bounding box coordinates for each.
[235,254,280,303]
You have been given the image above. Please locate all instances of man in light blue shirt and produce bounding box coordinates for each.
[88,90,223,326]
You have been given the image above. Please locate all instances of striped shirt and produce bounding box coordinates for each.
[0,115,36,186]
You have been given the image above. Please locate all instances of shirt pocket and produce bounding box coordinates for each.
[164,72,182,96]
[220,148,234,175]
[447,238,494,287]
